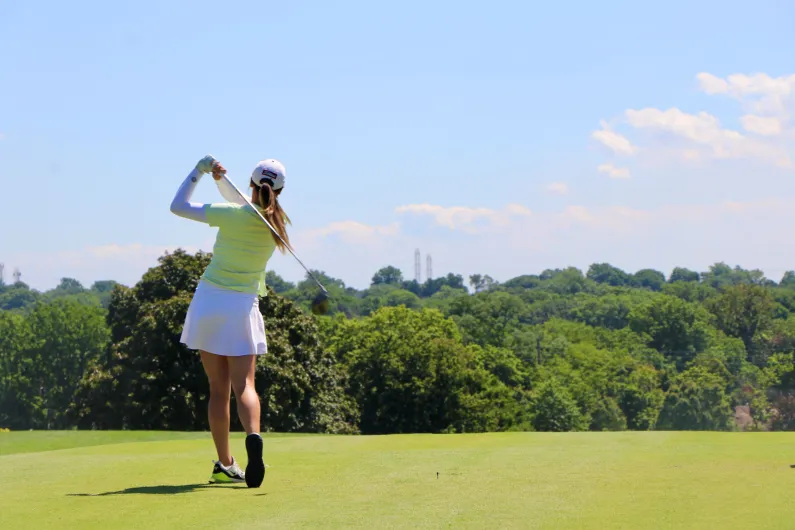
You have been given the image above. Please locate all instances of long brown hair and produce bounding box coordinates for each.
[253,183,291,253]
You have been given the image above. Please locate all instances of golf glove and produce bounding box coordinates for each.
[196,155,218,174]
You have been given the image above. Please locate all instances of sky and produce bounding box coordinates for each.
[1,0,795,291]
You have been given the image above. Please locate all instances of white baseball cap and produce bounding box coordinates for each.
[251,159,286,190]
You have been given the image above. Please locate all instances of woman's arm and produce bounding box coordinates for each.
[170,158,214,222]
[214,176,247,205]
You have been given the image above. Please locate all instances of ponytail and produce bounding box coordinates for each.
[255,183,291,253]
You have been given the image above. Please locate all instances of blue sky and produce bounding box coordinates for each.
[2,0,794,290]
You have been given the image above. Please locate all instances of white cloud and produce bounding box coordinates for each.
[695,72,729,95]
[302,220,399,245]
[625,108,727,144]
[597,163,631,179]
[287,196,795,289]
[6,243,201,290]
[591,120,635,155]
[696,72,795,119]
[593,72,795,172]
[13,196,795,293]
[546,182,569,195]
[395,203,531,232]
[740,114,783,136]
[625,106,791,166]
[389,197,792,238]
[505,204,532,216]
[13,72,795,293]
[623,106,791,166]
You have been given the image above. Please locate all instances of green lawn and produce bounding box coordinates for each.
[2,430,795,529]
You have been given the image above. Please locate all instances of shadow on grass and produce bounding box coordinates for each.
[67,483,260,496]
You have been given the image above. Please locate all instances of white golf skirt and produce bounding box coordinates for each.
[180,280,267,357]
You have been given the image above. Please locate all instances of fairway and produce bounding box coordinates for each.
[3,431,795,529]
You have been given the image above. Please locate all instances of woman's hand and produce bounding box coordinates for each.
[196,155,227,180]
[211,161,226,181]
[196,155,217,174]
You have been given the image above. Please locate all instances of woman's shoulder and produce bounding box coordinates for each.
[208,202,245,210]
[207,202,256,216]
[204,202,252,227]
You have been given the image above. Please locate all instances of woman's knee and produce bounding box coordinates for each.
[200,350,230,389]
[231,377,255,398]
[209,383,231,404]
[229,355,257,397]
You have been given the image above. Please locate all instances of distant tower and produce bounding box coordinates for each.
[414,249,421,283]
[12,267,21,284]
[426,254,433,280]
[0,263,4,285]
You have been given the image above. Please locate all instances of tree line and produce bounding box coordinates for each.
[2,251,795,433]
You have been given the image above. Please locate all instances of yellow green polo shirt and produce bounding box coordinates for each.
[200,203,277,296]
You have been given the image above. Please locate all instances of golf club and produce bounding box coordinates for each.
[219,173,330,315]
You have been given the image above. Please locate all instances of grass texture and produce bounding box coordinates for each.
[2,430,795,529]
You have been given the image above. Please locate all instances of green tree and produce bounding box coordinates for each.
[49,277,85,295]
[70,249,357,433]
[286,269,361,317]
[501,275,541,291]
[544,267,590,295]
[359,284,422,315]
[628,295,710,370]
[662,281,715,303]
[371,266,404,286]
[590,397,627,431]
[27,299,109,428]
[423,285,470,312]
[264,271,295,294]
[705,284,776,364]
[414,273,467,297]
[0,312,37,429]
[8,253,794,438]
[90,280,120,308]
[329,306,525,434]
[447,291,525,347]
[668,267,700,283]
[384,289,422,309]
[618,364,665,430]
[0,282,41,311]
[586,263,631,287]
[469,274,497,293]
[632,269,666,291]
[780,271,795,289]
[479,346,530,388]
[565,293,653,330]
[0,299,108,429]
[701,263,768,288]
[531,322,638,431]
[44,278,108,308]
[657,365,734,430]
[530,378,588,432]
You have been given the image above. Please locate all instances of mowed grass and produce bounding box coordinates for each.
[3,431,795,529]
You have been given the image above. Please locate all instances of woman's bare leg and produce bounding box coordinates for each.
[229,355,260,434]
[229,354,265,487]
[200,350,232,466]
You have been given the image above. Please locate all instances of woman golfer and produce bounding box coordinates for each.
[169,154,290,488]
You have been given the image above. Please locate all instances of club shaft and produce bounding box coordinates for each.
[220,174,328,294]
